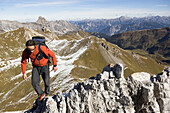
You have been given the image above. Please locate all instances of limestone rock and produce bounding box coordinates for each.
[130,72,150,84]
[26,65,170,113]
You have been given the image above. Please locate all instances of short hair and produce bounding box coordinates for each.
[26,40,35,46]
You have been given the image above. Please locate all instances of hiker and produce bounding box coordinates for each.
[21,39,57,101]
[102,64,122,78]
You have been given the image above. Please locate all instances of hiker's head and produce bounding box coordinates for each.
[26,40,35,52]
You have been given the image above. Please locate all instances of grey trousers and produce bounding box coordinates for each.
[32,65,50,96]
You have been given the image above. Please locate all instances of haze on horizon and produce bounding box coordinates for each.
[0,0,170,22]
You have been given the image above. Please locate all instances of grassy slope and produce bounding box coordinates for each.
[71,35,164,79]
[72,37,108,78]
[101,38,164,78]
[120,50,164,77]
[0,27,26,59]
[0,28,35,111]
[58,30,91,40]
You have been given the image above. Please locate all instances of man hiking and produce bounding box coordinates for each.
[21,39,57,101]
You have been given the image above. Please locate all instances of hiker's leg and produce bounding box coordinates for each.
[32,66,44,96]
[41,65,50,95]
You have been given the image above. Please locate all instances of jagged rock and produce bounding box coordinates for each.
[45,97,58,113]
[102,63,124,79]
[36,16,48,24]
[52,92,66,113]
[130,72,150,84]
[26,65,170,113]
[153,67,170,113]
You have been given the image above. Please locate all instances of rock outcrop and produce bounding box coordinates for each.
[36,16,48,24]
[25,64,170,113]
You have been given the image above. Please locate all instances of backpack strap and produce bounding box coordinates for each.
[38,44,51,64]
[26,48,31,62]
[38,44,47,58]
[38,44,42,53]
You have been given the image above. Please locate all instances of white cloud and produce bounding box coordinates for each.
[16,1,78,7]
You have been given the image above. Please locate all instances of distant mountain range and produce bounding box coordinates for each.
[0,16,81,35]
[70,16,170,36]
[70,16,170,65]
[106,27,170,64]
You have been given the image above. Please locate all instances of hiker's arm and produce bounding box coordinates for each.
[21,49,27,75]
[41,46,57,66]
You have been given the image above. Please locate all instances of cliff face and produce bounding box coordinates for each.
[26,64,170,113]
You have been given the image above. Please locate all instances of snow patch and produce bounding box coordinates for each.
[11,70,32,81]
[0,58,21,73]
[78,65,91,69]
[18,91,33,103]
[60,77,74,86]
[48,39,90,93]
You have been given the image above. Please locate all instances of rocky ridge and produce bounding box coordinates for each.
[26,64,170,113]
[0,16,80,35]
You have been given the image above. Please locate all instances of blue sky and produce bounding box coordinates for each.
[0,0,170,21]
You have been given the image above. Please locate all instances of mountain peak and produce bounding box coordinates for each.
[119,16,131,20]
[36,16,47,24]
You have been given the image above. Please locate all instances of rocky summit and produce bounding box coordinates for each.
[25,64,170,113]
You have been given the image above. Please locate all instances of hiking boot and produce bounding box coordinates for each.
[45,95,49,98]
[39,93,45,101]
